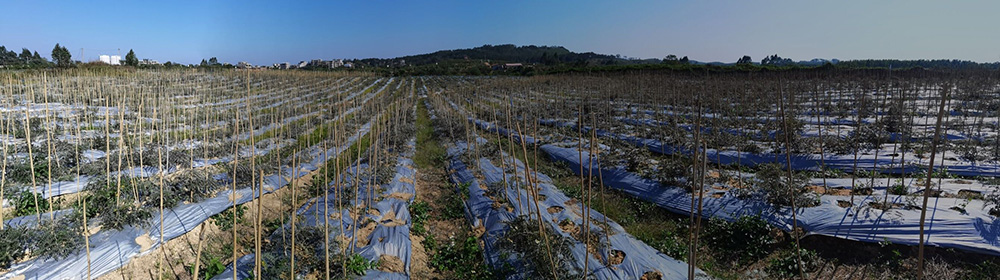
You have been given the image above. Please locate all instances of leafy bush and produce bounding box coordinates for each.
[619,146,655,177]
[748,164,819,207]
[644,231,688,260]
[496,217,579,279]
[656,156,688,186]
[5,156,51,185]
[703,215,773,264]
[344,254,379,276]
[0,226,29,269]
[12,190,49,217]
[429,235,502,279]
[210,204,246,232]
[222,162,260,186]
[30,215,85,261]
[257,225,372,278]
[188,256,226,280]
[767,249,819,277]
[166,170,221,205]
[965,260,1000,279]
[888,184,908,195]
[442,183,469,220]
[410,200,431,236]
[76,177,157,230]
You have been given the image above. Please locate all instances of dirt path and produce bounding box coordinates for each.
[408,97,478,279]
[409,164,469,280]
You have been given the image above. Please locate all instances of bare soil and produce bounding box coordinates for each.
[99,165,323,280]
[409,165,468,279]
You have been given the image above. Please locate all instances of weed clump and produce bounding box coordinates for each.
[703,215,773,265]
[76,177,157,230]
[496,216,581,280]
[767,248,818,277]
[738,163,820,208]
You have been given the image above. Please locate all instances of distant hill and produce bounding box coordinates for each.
[353,44,654,68]
[323,45,1000,76]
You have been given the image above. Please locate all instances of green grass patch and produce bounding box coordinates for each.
[415,98,446,168]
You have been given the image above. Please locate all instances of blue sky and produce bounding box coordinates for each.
[2,0,998,65]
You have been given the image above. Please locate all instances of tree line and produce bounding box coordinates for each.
[1,43,193,69]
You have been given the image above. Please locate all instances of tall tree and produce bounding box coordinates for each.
[124,49,139,66]
[51,43,72,67]
[19,48,32,62]
[664,54,679,64]
[737,55,753,64]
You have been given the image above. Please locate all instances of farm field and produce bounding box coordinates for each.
[1,68,1000,280]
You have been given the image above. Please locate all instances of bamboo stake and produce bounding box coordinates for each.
[777,77,805,279]
[917,83,950,280]
[1,75,9,230]
[323,133,330,280]
[334,86,347,274]
[155,105,165,280]
[291,148,298,279]
[25,78,41,221]
[192,223,206,280]
[812,83,828,189]
[514,118,557,280]
[688,95,703,280]
[72,73,92,279]
[43,73,55,220]
[231,88,242,280]
[584,112,597,270]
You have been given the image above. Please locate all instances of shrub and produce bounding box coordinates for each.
[12,190,49,217]
[888,184,908,195]
[620,146,655,177]
[167,170,221,205]
[442,183,469,220]
[344,254,379,276]
[257,226,370,278]
[644,231,688,260]
[76,177,157,230]
[5,156,51,185]
[0,226,29,269]
[703,215,773,264]
[222,162,261,186]
[751,164,819,207]
[210,204,246,232]
[656,156,688,186]
[188,256,226,280]
[965,260,1000,279]
[431,235,502,279]
[497,217,578,279]
[30,215,85,261]
[767,249,819,277]
[410,200,431,236]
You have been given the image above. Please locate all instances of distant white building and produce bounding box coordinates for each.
[237,61,252,69]
[139,59,160,66]
[99,55,122,65]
